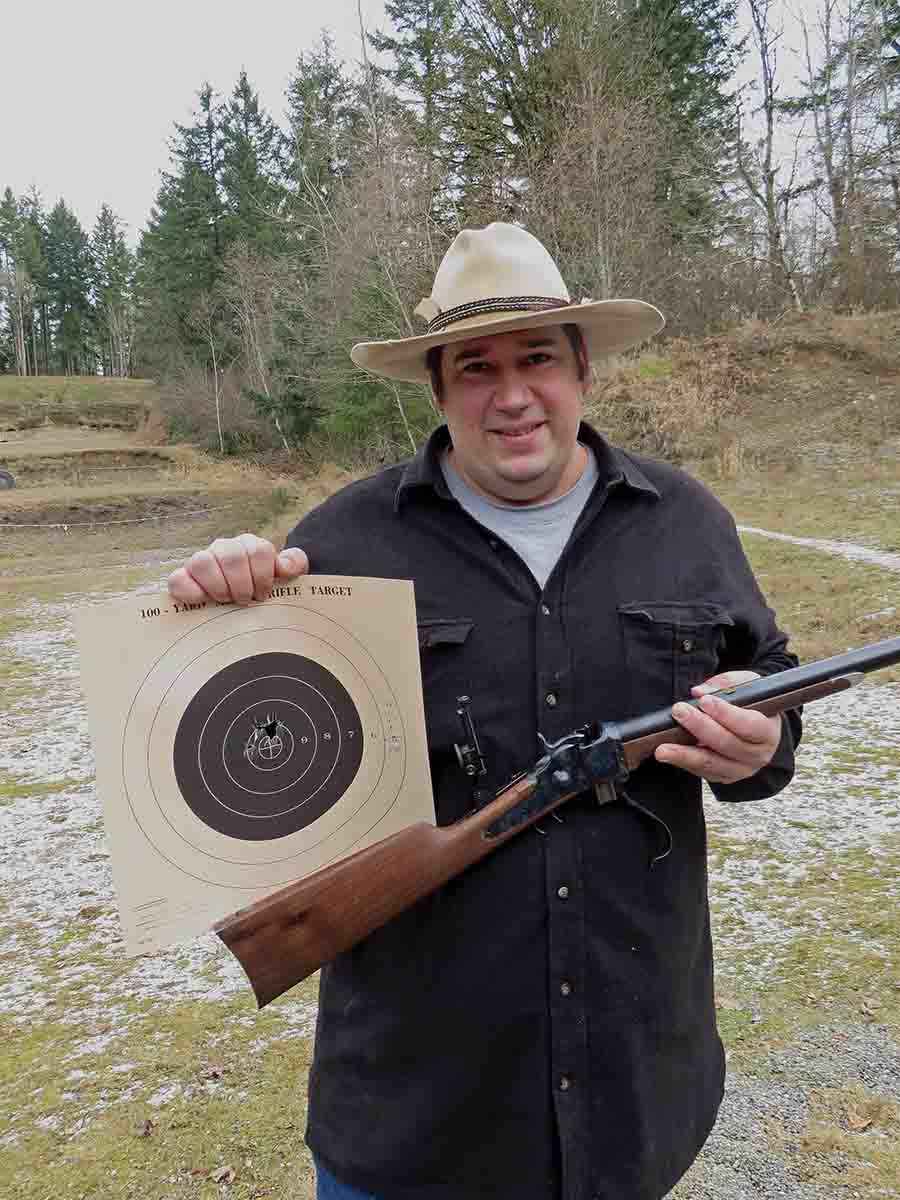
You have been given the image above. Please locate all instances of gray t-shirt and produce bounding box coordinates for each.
[440,446,599,590]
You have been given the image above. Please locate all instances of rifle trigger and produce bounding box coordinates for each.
[594,781,617,807]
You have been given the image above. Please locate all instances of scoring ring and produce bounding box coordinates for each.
[173,652,364,840]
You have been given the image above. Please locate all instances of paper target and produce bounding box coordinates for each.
[77,579,433,955]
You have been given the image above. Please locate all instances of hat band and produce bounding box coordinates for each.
[427,295,570,335]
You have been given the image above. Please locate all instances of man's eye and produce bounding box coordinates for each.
[527,353,552,365]
[462,361,489,374]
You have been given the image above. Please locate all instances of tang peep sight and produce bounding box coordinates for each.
[454,695,487,778]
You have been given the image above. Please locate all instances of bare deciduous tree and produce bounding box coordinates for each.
[736,0,807,310]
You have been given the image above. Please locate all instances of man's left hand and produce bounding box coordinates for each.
[653,670,782,784]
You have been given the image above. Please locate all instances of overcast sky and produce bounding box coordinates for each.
[3,1,387,243]
[5,0,817,246]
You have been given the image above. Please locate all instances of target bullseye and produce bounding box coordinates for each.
[173,652,364,839]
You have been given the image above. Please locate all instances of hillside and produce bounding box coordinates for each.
[588,307,900,473]
[1,308,897,561]
[0,376,160,434]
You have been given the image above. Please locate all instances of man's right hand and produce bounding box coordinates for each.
[167,535,309,605]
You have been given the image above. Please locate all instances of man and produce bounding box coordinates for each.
[169,223,799,1200]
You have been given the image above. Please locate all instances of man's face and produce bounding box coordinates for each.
[435,326,587,505]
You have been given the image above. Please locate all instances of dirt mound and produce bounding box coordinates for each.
[0,376,160,433]
[587,308,900,473]
[1,447,182,488]
[0,491,224,529]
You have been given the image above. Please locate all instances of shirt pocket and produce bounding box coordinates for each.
[618,601,735,710]
[417,617,476,824]
[416,618,475,748]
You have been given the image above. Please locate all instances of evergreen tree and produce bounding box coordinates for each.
[627,0,744,141]
[450,0,744,239]
[92,204,135,376]
[171,83,226,260]
[136,85,229,370]
[285,32,360,207]
[0,188,30,375]
[369,0,461,193]
[18,186,52,373]
[45,199,94,374]
[220,70,286,251]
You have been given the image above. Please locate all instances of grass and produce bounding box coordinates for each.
[0,776,85,806]
[0,990,319,1200]
[0,452,352,583]
[710,836,900,1045]
[705,823,900,1198]
[705,461,900,554]
[589,307,900,477]
[769,1082,900,1195]
[738,533,900,676]
[0,377,159,432]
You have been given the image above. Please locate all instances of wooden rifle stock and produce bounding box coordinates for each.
[216,634,900,1007]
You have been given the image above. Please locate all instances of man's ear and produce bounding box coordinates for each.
[578,344,590,385]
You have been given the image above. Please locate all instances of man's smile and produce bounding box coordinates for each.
[491,421,545,440]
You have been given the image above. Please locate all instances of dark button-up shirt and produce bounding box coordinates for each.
[286,424,800,1200]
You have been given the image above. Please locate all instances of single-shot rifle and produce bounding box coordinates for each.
[215,634,900,1008]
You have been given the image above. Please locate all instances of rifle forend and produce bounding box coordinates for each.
[215,634,900,1008]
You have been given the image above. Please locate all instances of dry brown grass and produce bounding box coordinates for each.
[0,376,158,432]
[0,451,360,585]
[587,340,754,463]
[587,307,900,475]
[740,532,900,677]
[767,1083,900,1197]
[704,461,900,552]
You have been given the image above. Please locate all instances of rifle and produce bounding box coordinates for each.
[215,634,900,1008]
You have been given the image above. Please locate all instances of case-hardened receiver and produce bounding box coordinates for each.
[486,722,630,837]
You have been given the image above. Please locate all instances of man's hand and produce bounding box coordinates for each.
[167,535,309,605]
[653,670,782,784]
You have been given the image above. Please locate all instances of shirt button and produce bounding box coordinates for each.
[540,604,551,616]
[559,1075,572,1091]
[557,885,569,899]
[545,692,557,707]
[560,981,572,996]
[681,637,694,652]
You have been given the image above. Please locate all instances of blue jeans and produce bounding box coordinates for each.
[314,1159,381,1199]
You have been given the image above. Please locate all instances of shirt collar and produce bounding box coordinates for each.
[393,422,660,512]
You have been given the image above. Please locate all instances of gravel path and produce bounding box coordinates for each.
[671,522,900,1198]
[737,525,900,574]
[671,1023,900,1199]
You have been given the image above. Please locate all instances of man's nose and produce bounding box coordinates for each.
[492,370,530,409]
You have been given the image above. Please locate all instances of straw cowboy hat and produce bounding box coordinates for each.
[351,222,665,385]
